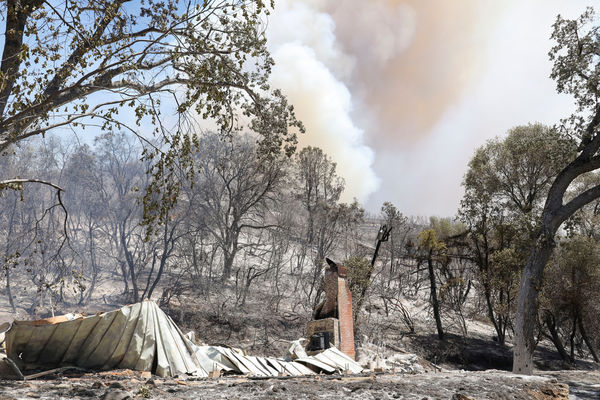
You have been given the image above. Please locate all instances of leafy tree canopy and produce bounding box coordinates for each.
[0,0,304,232]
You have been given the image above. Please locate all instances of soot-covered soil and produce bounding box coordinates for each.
[0,369,580,400]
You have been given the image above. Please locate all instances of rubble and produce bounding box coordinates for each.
[2,300,363,379]
[357,342,426,374]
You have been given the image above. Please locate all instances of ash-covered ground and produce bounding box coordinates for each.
[0,369,587,400]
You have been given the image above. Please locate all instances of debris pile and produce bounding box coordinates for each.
[357,343,426,374]
[2,301,364,379]
[191,342,362,377]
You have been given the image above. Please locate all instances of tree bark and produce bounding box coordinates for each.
[513,229,555,374]
[222,248,237,282]
[221,221,240,281]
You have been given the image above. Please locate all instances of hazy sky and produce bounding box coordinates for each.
[266,0,594,217]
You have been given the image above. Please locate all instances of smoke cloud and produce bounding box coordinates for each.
[268,44,379,202]
[357,0,589,216]
[267,0,503,206]
[267,0,382,203]
[325,0,511,145]
[268,0,586,216]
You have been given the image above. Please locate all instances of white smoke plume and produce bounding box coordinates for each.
[325,0,416,66]
[267,0,381,203]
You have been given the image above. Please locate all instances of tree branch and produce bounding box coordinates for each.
[0,178,64,193]
[0,178,70,256]
[556,183,600,226]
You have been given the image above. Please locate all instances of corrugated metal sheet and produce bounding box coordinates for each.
[296,357,337,373]
[6,301,206,378]
[314,347,364,374]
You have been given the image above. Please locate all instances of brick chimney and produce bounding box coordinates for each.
[336,265,355,359]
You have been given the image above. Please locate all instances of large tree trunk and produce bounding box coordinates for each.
[512,150,600,374]
[222,241,239,282]
[513,230,555,374]
[147,243,172,300]
[221,222,241,281]
[222,250,235,281]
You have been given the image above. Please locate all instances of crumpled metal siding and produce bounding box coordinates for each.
[191,344,363,377]
[6,301,205,378]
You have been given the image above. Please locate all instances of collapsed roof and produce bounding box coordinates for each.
[5,300,362,378]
